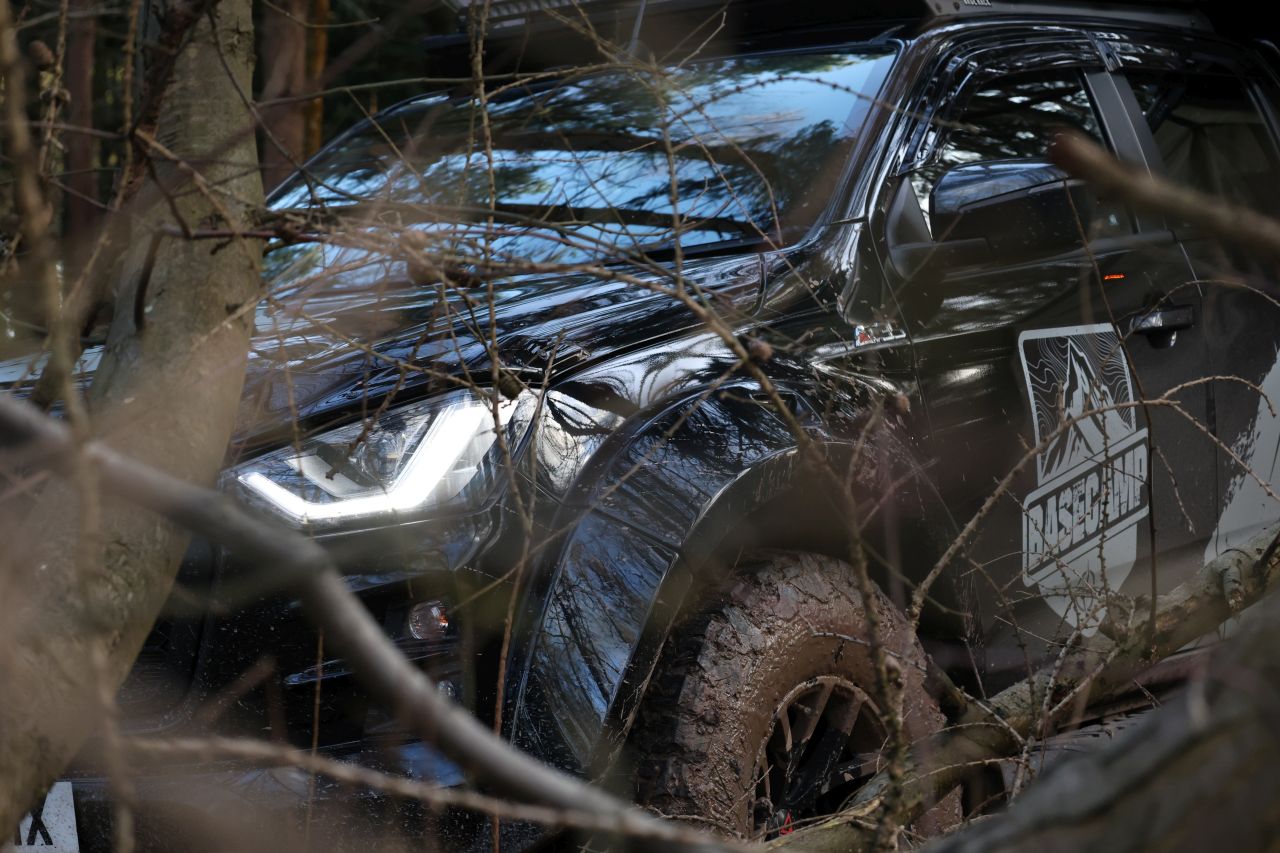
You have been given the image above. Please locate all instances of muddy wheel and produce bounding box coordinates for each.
[631,550,957,839]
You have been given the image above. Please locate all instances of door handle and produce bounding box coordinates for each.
[1128,305,1195,348]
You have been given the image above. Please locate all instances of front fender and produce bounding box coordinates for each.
[504,375,948,780]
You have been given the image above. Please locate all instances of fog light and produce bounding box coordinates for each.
[408,601,450,641]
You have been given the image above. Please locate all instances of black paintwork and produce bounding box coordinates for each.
[34,8,1280,851]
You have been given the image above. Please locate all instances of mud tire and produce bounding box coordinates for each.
[631,550,956,838]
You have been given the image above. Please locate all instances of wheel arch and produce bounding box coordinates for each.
[505,380,965,781]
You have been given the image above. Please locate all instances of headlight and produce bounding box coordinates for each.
[233,389,535,527]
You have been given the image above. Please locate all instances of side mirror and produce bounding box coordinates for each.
[930,159,1095,260]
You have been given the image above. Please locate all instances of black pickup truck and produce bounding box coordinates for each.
[12,0,1280,849]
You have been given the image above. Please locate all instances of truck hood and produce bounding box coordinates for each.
[2,247,760,447]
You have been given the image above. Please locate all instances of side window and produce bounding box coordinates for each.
[911,69,1127,239]
[1128,72,1280,220]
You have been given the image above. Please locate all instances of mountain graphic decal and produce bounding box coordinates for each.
[1039,339,1135,479]
[1019,325,1150,635]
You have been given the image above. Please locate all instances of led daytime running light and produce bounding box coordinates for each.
[238,394,519,524]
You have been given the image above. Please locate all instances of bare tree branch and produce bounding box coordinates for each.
[1050,130,1280,269]
[774,525,1280,852]
[925,556,1280,852]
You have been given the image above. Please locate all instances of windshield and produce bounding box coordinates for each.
[271,49,895,268]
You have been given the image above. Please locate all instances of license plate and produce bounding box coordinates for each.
[4,782,78,852]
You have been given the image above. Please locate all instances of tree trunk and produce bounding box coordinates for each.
[259,0,308,191]
[0,0,263,832]
[304,0,328,156]
[64,0,96,246]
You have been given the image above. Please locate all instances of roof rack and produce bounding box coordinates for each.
[436,0,1209,37]
[422,0,906,76]
[421,0,1210,77]
[922,1,1206,29]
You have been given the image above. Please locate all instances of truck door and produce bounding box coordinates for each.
[1120,52,1280,567]
[880,36,1214,678]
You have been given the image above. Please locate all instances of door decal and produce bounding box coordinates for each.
[1019,324,1149,633]
[1206,346,1280,562]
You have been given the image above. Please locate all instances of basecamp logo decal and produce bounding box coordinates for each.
[1019,325,1148,631]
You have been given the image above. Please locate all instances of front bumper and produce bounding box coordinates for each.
[68,504,510,852]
